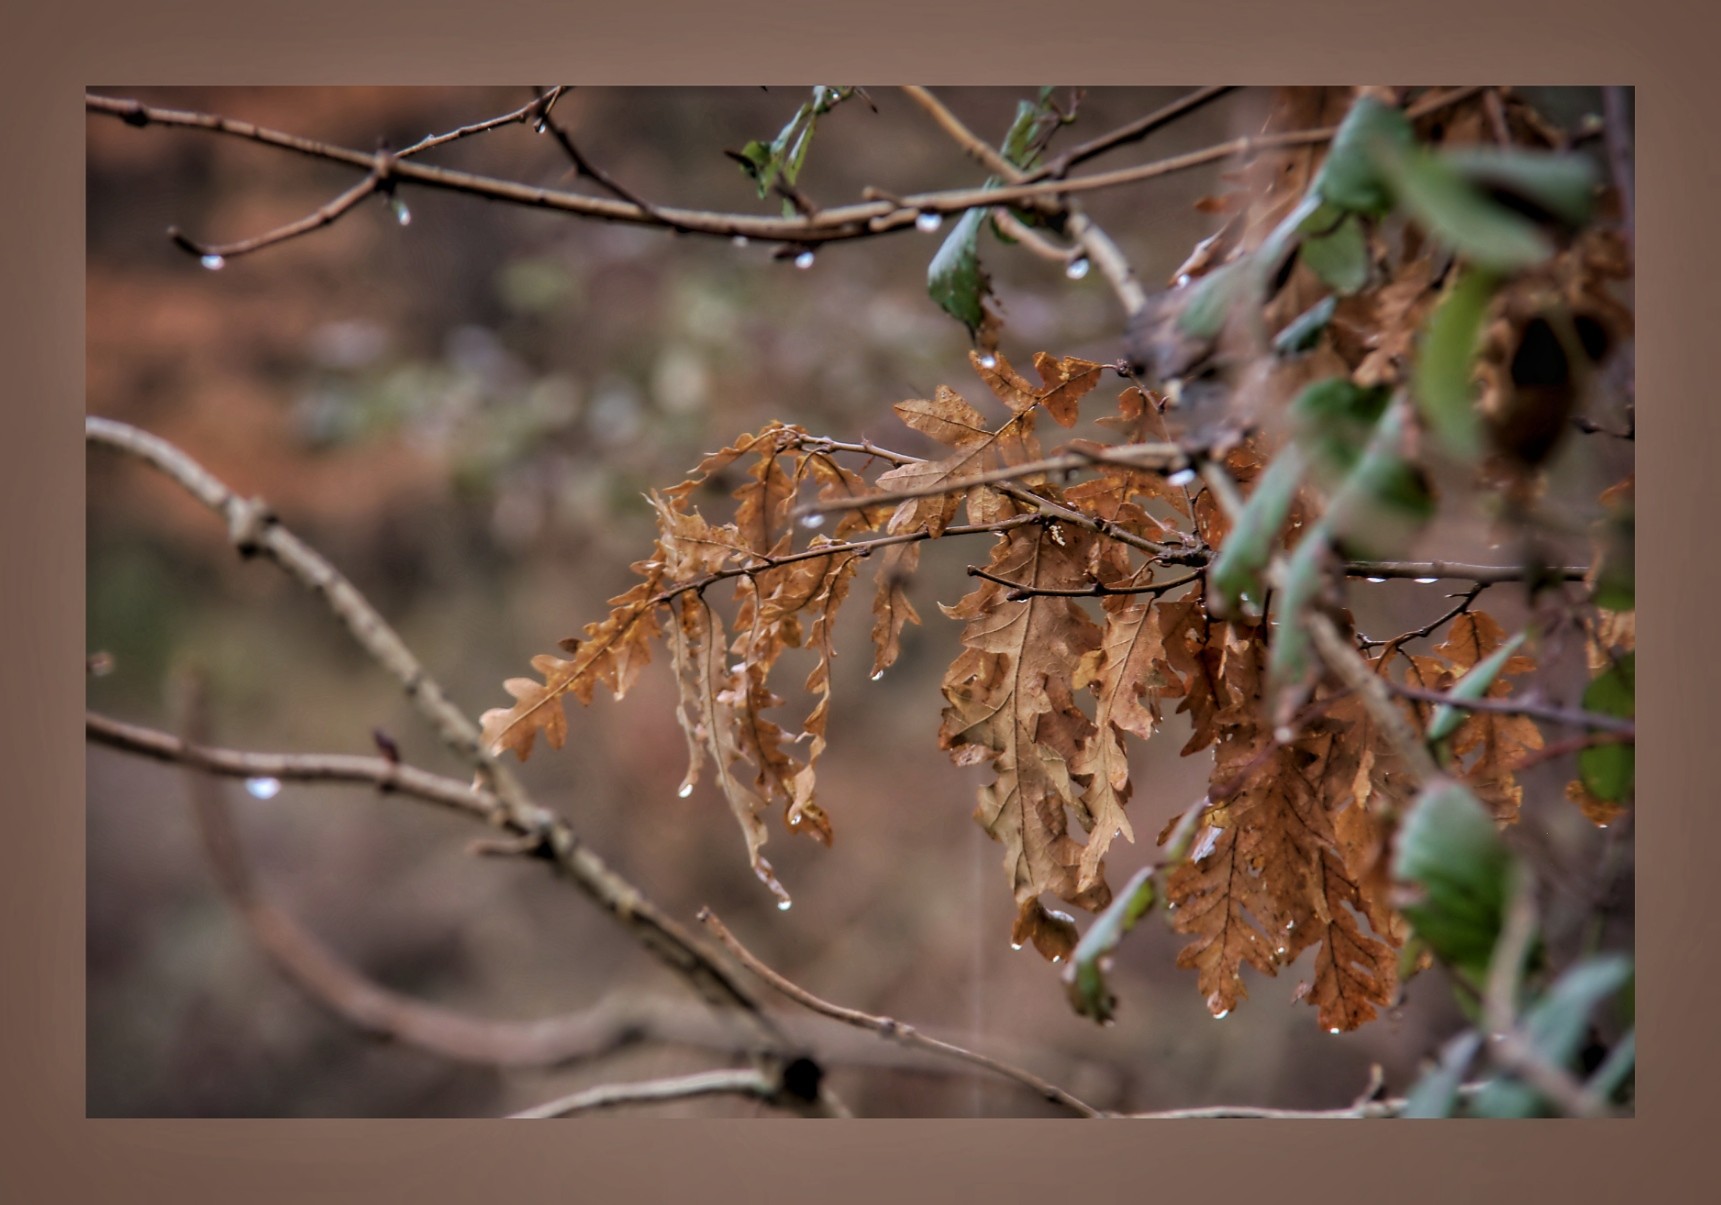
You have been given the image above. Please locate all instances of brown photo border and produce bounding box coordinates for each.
[9,1,1703,1197]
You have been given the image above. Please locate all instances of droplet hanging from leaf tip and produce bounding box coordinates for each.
[1010,941,1024,951]
[677,782,694,799]
[869,669,884,682]
[1213,1009,1230,1020]
[245,776,281,800]
[978,353,997,369]
[1328,1027,1342,1035]
[200,254,225,271]
[777,898,793,912]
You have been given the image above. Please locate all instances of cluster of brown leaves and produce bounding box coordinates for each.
[483,88,1629,1030]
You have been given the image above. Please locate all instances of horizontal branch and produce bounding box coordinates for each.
[700,909,1101,1118]
[968,566,1202,602]
[87,88,1484,254]
[1385,681,1636,735]
[508,1067,797,1118]
[1344,561,1589,584]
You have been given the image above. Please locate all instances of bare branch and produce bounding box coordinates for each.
[509,1067,801,1119]
[1382,681,1636,735]
[83,416,794,1056]
[169,167,389,263]
[1344,560,1589,584]
[699,909,1102,1118]
[1022,86,1237,182]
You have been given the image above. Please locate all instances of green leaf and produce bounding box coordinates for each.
[1314,96,1415,216]
[1444,146,1599,229]
[1379,144,1555,271]
[1209,444,1307,618]
[1290,377,1392,484]
[1413,266,1500,461]
[1402,1030,1484,1118]
[1427,631,1526,745]
[1062,867,1157,1025]
[733,87,858,201]
[927,206,990,333]
[1578,653,1635,802]
[1273,295,1338,355]
[1393,780,1517,984]
[1001,88,1058,170]
[1175,258,1247,340]
[1299,210,1371,294]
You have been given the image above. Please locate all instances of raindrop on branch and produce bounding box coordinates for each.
[245,776,282,800]
[390,197,412,227]
[915,210,943,233]
[794,249,816,270]
[799,511,825,530]
[1169,468,1197,487]
[1065,256,1091,280]
[731,234,750,247]
[1414,576,1440,584]
[1366,576,1388,583]
[200,254,226,271]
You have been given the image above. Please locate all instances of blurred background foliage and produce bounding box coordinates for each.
[86,86,1629,1116]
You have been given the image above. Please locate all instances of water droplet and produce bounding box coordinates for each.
[391,197,412,226]
[1050,954,1063,964]
[977,353,997,369]
[800,511,825,530]
[777,898,793,911]
[1328,1027,1342,1035]
[1065,255,1091,280]
[1276,946,1288,956]
[677,783,694,799]
[1169,468,1197,487]
[869,669,884,682]
[1274,725,1294,744]
[788,813,800,826]
[200,254,225,271]
[1598,823,1609,830]
[794,249,816,270]
[1366,576,1387,584]
[1285,919,1296,931]
[1010,941,1024,951]
[1176,273,1192,287]
[1414,576,1440,584]
[1213,1009,1230,1020]
[245,776,281,800]
[731,234,750,247]
[915,210,943,233]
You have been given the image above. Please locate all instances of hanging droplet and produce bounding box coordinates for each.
[1169,468,1197,487]
[390,197,412,227]
[1366,576,1388,583]
[244,776,282,800]
[799,511,825,530]
[869,669,884,682]
[776,898,793,911]
[977,353,997,369]
[1414,576,1440,584]
[794,249,816,270]
[915,210,943,233]
[1065,255,1091,280]
[1010,941,1024,951]
[200,254,225,271]
[1213,1009,1230,1020]
[1277,945,1288,956]
[1328,1027,1342,1035]
[677,783,694,799]
[1274,725,1294,744]
[1050,954,1063,964]
[1176,273,1192,287]
[731,234,750,247]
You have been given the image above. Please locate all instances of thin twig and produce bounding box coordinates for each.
[88,711,495,820]
[1358,582,1489,652]
[530,85,686,231]
[699,909,1102,1118]
[1022,86,1237,182]
[968,566,1202,603]
[395,92,559,158]
[168,165,391,262]
[508,1068,799,1119]
[1382,682,1636,735]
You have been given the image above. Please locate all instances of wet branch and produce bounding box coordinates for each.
[699,909,1102,1118]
